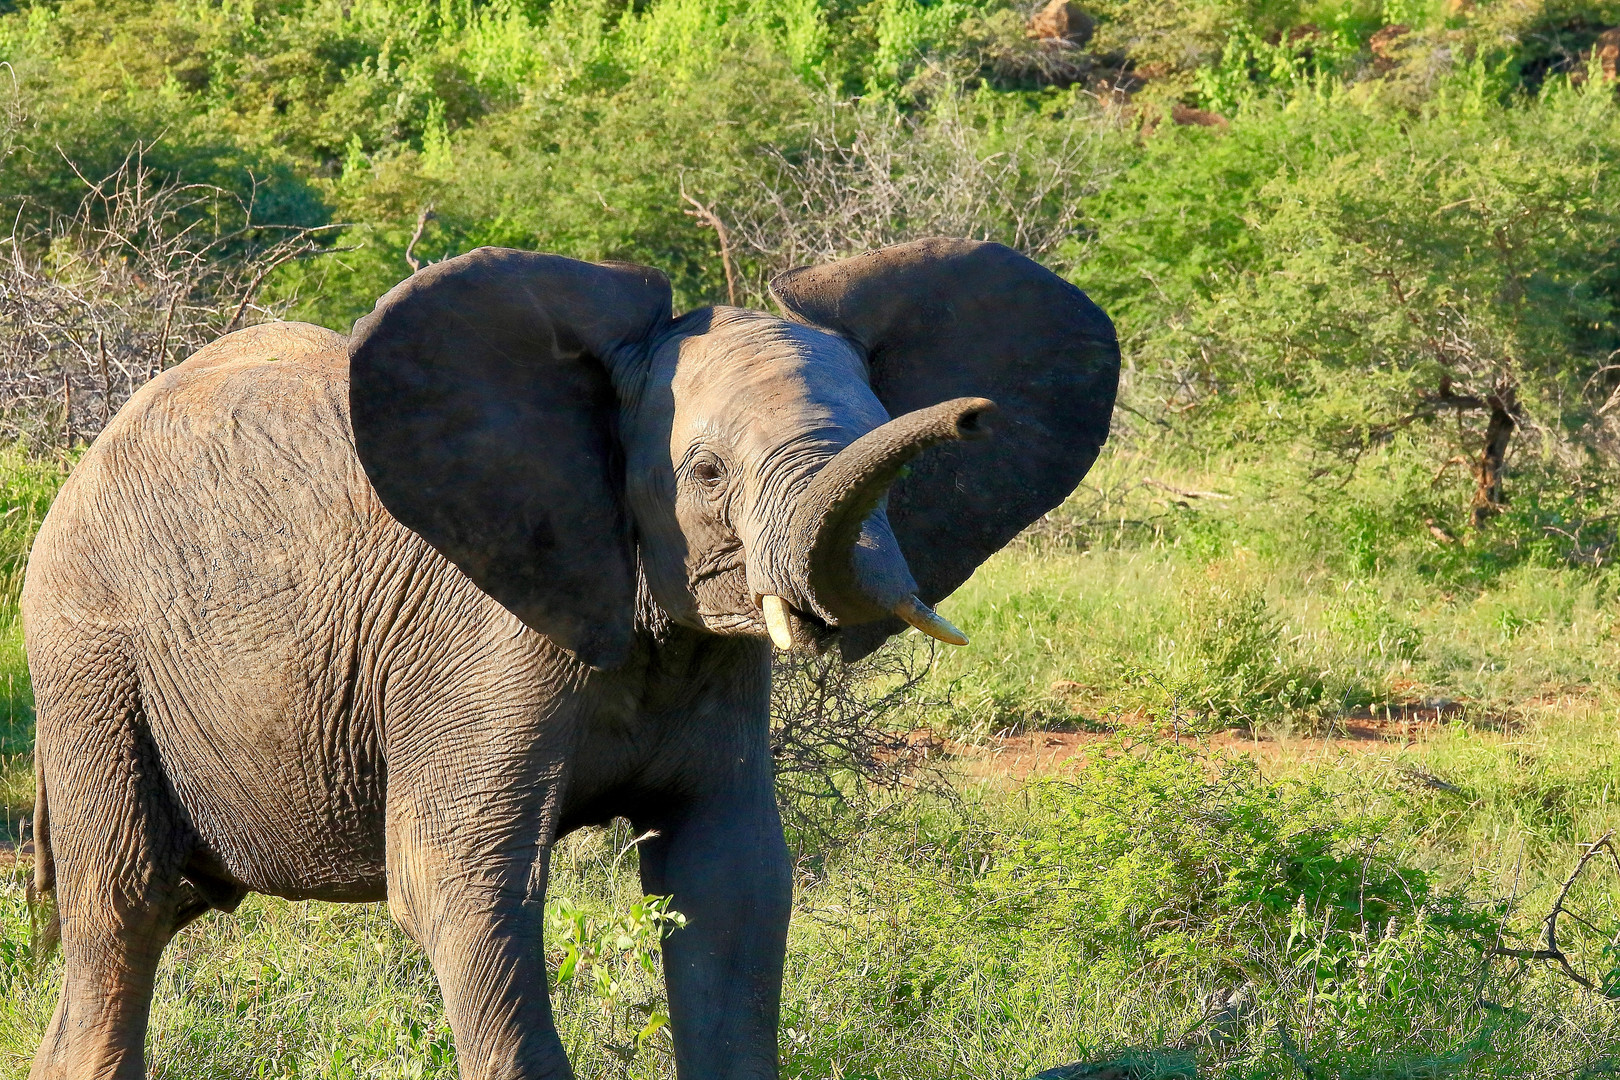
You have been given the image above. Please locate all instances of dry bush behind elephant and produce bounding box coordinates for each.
[21,238,1119,1080]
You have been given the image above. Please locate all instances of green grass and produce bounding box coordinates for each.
[0,446,65,847]
[928,444,1620,739]
[3,437,1620,1079]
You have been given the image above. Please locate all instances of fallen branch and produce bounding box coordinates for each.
[1492,831,1620,994]
[1143,478,1232,501]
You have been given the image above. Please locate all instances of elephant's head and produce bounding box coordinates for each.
[348,239,1118,669]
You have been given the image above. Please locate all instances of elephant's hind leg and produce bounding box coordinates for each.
[29,676,196,1080]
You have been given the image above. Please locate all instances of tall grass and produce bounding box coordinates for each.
[927,438,1620,741]
[0,445,65,844]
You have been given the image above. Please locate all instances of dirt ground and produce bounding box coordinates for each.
[943,692,1487,782]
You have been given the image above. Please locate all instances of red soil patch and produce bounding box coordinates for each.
[0,839,32,870]
[946,698,1470,781]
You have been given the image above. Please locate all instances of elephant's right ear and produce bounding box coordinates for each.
[348,247,671,669]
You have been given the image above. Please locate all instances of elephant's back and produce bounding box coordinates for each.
[24,322,387,627]
[22,323,428,901]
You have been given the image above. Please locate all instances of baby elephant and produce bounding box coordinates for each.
[22,238,1118,1080]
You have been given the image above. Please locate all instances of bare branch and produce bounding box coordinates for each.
[680,188,738,306]
[405,203,436,274]
[728,86,1122,302]
[1492,831,1620,994]
[0,144,349,445]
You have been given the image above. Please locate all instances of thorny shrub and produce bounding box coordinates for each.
[0,134,343,448]
[770,639,946,855]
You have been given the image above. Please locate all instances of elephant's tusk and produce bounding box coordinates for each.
[761,594,797,651]
[892,595,968,646]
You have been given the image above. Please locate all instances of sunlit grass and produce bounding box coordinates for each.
[2,439,1620,1079]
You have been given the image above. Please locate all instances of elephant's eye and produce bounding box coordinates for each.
[690,453,728,492]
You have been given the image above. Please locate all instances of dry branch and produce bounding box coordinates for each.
[405,202,436,274]
[1492,831,1620,995]
[730,88,1119,297]
[0,145,349,447]
[770,642,945,852]
[680,189,738,307]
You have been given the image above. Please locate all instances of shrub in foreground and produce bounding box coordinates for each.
[784,740,1514,1077]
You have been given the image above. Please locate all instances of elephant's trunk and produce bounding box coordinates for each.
[781,397,995,644]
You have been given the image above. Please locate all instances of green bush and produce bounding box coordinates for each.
[1128,584,1329,732]
[783,739,1518,1077]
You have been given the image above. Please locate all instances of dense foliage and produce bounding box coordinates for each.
[3,0,1619,540]
[3,0,1620,1076]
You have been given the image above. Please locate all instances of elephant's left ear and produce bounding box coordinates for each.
[770,238,1120,661]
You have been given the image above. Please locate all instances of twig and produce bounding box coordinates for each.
[680,189,737,306]
[1492,831,1620,994]
[223,239,317,334]
[0,144,349,445]
[95,329,110,426]
[405,202,436,274]
[153,286,179,380]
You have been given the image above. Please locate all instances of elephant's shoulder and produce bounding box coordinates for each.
[175,322,347,373]
[158,322,349,405]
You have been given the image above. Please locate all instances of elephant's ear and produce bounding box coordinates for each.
[349,247,671,669]
[770,238,1119,661]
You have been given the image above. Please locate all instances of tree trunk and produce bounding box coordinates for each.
[1470,386,1518,529]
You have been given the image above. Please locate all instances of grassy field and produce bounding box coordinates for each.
[1,436,1619,1080]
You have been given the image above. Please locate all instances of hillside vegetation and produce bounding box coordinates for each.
[3,0,1619,528]
[2,0,1620,1076]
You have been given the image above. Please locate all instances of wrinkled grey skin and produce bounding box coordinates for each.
[22,239,1118,1080]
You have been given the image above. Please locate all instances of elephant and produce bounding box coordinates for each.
[21,236,1118,1080]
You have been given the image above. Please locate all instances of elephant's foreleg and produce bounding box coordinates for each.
[637,774,792,1080]
[392,871,570,1080]
[384,734,572,1080]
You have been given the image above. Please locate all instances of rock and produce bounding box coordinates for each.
[1194,982,1260,1048]
[1027,0,1095,47]
[1028,1050,1196,1080]
[1570,27,1620,84]
[1170,102,1228,128]
[1030,1066,1130,1080]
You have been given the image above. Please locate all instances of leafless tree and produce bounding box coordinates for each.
[0,145,348,448]
[729,86,1124,297]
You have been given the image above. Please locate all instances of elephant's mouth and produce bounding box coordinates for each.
[752,593,837,653]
